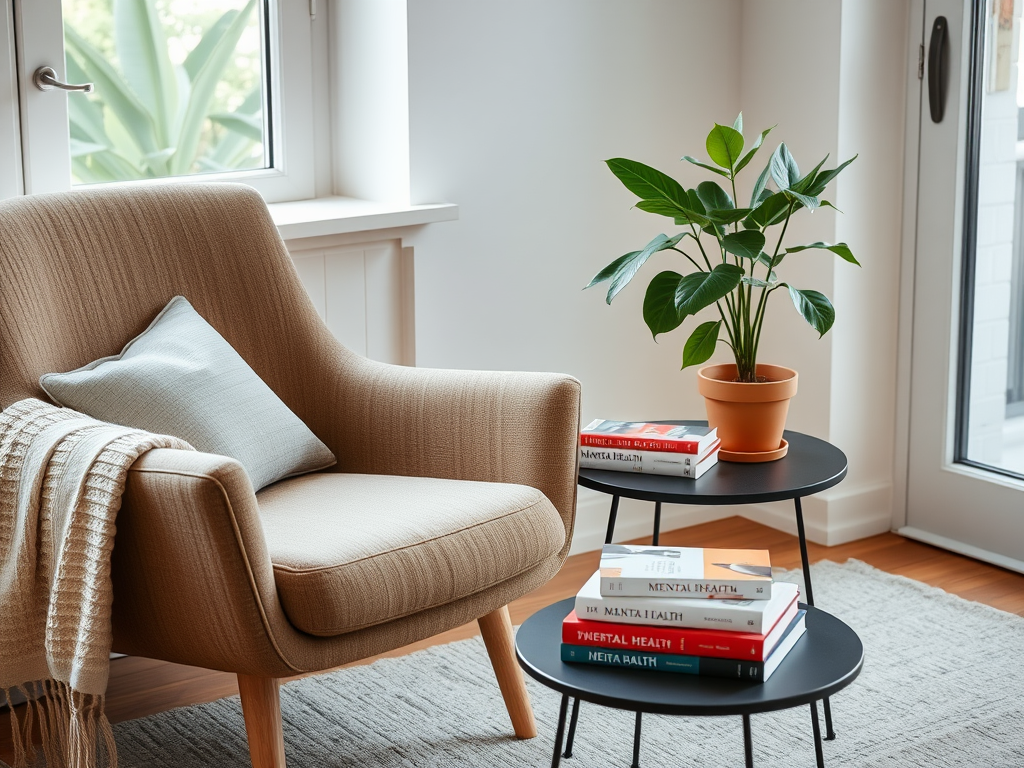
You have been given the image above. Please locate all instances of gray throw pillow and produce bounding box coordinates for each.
[40,296,336,491]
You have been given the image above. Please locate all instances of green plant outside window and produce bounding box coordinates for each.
[64,0,265,185]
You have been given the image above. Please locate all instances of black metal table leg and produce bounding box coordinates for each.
[795,498,837,742]
[809,701,826,768]
[651,502,662,545]
[563,697,581,758]
[551,694,569,768]
[822,698,835,740]
[793,497,814,607]
[604,495,620,544]
[742,714,754,768]
[630,711,642,768]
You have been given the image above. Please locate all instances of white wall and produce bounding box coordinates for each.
[401,0,909,551]
[405,1,744,550]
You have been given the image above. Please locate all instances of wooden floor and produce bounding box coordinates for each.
[3,515,1024,762]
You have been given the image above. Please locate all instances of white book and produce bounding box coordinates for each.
[580,444,720,478]
[574,572,798,634]
[761,613,807,681]
[599,543,772,600]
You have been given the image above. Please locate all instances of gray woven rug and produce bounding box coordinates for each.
[23,560,1024,766]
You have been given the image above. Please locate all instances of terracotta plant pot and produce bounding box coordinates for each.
[696,363,798,460]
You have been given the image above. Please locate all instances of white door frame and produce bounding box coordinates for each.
[897,0,1024,572]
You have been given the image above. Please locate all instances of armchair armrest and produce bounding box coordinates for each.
[109,448,301,677]
[324,358,582,558]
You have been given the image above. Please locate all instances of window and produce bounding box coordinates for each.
[13,0,315,201]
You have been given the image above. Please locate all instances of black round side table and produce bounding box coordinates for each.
[578,421,848,739]
[516,598,863,768]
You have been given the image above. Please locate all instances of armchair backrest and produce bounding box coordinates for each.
[0,183,338,431]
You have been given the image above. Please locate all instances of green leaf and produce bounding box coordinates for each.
[750,162,772,208]
[675,263,743,316]
[806,155,857,196]
[635,199,687,218]
[585,251,639,289]
[209,111,262,142]
[722,230,766,260]
[769,143,800,191]
[790,154,829,195]
[732,112,743,134]
[681,156,730,178]
[209,86,262,167]
[734,126,774,175]
[64,25,160,156]
[682,320,722,369]
[588,233,687,304]
[747,192,792,229]
[705,207,752,225]
[184,9,239,80]
[70,138,109,157]
[788,286,835,337]
[742,272,778,288]
[785,242,860,266]
[695,181,733,212]
[606,158,689,207]
[706,124,744,170]
[786,189,820,210]
[171,0,257,175]
[644,271,687,339]
[115,0,178,147]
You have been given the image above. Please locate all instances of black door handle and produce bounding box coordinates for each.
[929,16,948,123]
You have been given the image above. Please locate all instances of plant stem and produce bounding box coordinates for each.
[749,200,796,368]
[670,247,705,273]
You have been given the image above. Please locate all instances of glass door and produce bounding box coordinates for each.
[904,0,1024,570]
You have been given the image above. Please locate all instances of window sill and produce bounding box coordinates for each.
[267,196,459,241]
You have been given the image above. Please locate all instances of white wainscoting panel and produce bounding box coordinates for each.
[286,237,412,366]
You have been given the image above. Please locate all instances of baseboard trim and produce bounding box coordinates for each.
[898,526,1024,575]
[569,479,894,553]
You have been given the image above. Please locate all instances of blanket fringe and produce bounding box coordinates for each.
[5,680,116,768]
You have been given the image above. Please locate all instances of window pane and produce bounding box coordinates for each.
[62,0,267,184]
[962,0,1024,476]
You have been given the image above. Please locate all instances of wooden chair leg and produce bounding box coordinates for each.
[237,674,287,768]
[478,605,538,739]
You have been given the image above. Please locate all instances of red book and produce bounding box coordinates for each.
[561,598,799,661]
[581,420,718,455]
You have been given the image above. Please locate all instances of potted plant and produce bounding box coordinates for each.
[586,115,858,461]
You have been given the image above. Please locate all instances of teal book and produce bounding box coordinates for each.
[561,610,806,683]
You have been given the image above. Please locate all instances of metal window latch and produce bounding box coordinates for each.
[310,0,317,20]
[33,66,93,93]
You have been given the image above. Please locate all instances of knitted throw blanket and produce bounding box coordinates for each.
[0,399,193,767]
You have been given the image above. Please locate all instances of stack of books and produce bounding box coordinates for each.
[579,420,721,478]
[561,544,806,682]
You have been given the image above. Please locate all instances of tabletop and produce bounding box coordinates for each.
[578,421,848,505]
[516,598,864,717]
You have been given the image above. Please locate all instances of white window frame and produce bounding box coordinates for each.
[12,0,316,203]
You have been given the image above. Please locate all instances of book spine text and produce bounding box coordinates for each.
[562,621,762,659]
[560,644,765,682]
[574,595,766,633]
[580,434,702,454]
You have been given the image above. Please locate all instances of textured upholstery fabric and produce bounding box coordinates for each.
[0,184,582,679]
[260,474,565,636]
[40,295,336,491]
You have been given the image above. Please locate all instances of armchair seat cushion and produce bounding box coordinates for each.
[257,473,566,637]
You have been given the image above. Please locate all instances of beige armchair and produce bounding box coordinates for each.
[0,184,580,767]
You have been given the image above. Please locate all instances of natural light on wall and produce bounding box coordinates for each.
[62,0,266,184]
